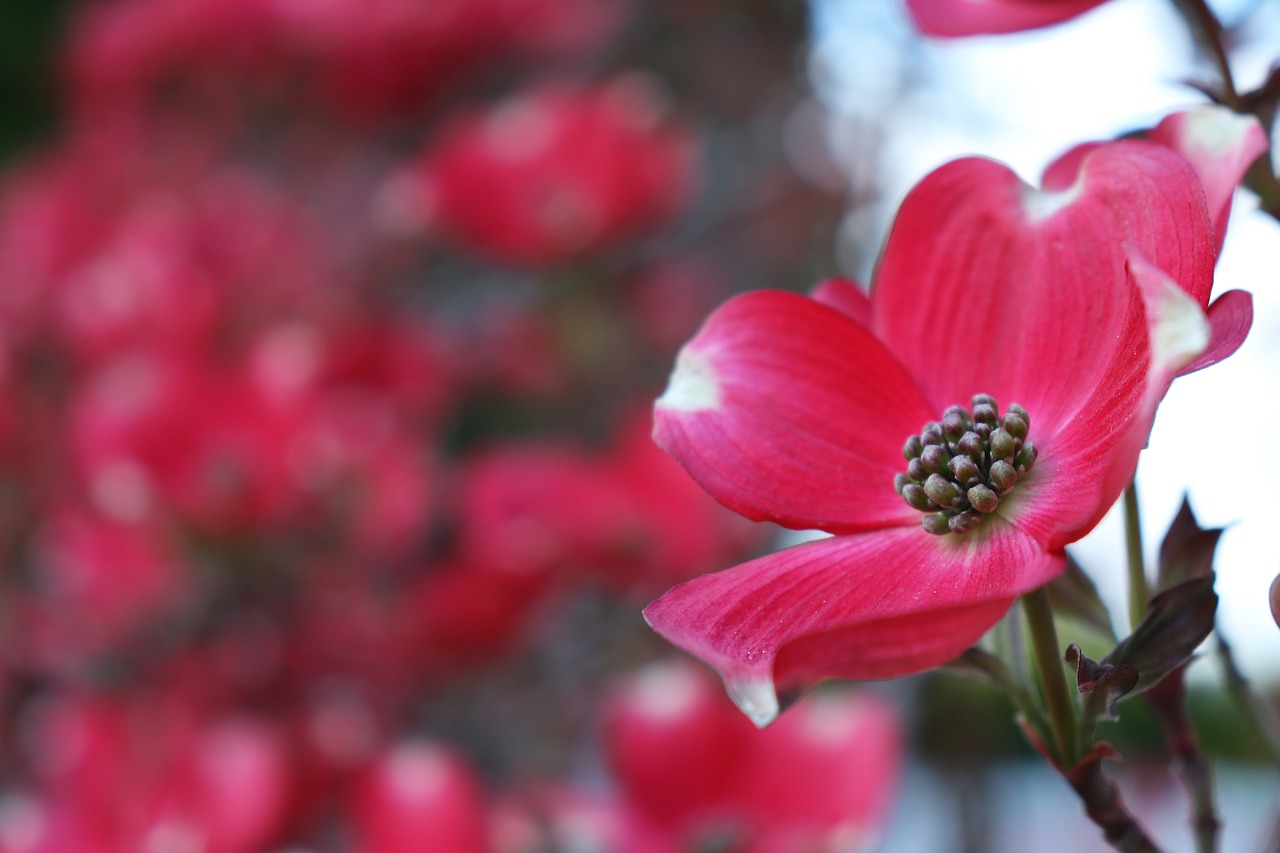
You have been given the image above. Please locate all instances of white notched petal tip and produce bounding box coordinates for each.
[1129,255,1211,375]
[1177,105,1266,160]
[1153,288,1211,374]
[655,346,720,413]
[726,674,780,728]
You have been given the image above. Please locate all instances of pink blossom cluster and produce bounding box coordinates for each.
[0,660,899,853]
[63,0,625,120]
[0,1,906,850]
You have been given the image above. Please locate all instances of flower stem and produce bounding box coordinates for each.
[1123,482,1148,632]
[1022,585,1078,767]
[996,602,1031,693]
[1147,670,1219,853]
[1022,588,1164,852]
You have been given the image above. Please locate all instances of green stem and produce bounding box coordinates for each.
[989,609,1042,735]
[1123,482,1148,632]
[996,602,1031,693]
[1023,586,1079,767]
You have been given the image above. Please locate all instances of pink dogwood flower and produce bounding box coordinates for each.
[645,139,1245,726]
[905,0,1114,37]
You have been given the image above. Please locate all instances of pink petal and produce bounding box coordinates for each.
[1180,289,1252,376]
[1150,106,1270,255]
[904,0,1111,37]
[1040,141,1103,192]
[1012,254,1210,548]
[644,524,1064,725]
[654,290,936,534]
[873,141,1214,444]
[809,277,871,328]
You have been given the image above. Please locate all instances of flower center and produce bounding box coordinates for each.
[896,394,1037,536]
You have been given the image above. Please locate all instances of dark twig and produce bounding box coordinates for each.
[1067,747,1165,853]
[1169,0,1241,108]
[1146,669,1219,853]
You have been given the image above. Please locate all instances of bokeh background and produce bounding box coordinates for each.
[0,0,1276,851]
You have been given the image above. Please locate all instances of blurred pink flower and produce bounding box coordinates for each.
[409,78,697,266]
[348,740,491,853]
[411,556,554,669]
[624,257,738,353]
[19,509,189,667]
[14,693,292,853]
[62,0,626,119]
[905,0,1113,37]
[457,417,759,595]
[505,788,673,853]
[0,139,335,361]
[67,325,439,546]
[646,140,1225,725]
[601,660,901,851]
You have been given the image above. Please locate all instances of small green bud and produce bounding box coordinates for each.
[988,460,1017,493]
[898,397,1035,535]
[967,483,999,513]
[1002,412,1028,441]
[922,513,952,535]
[942,408,970,440]
[902,484,933,511]
[957,431,983,461]
[921,444,951,474]
[949,510,982,534]
[949,455,981,486]
[1015,441,1038,474]
[989,428,1016,462]
[924,473,961,508]
[972,393,998,411]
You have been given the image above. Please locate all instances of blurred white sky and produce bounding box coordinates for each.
[810,0,1280,682]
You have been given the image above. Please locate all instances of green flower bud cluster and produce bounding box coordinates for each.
[895,394,1037,536]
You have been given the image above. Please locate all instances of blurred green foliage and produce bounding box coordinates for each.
[0,1,73,164]
[916,670,1278,768]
